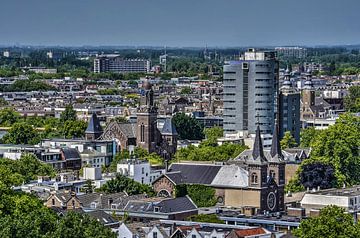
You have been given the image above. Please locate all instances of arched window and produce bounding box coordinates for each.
[251,173,258,184]
[270,170,276,178]
[140,124,145,142]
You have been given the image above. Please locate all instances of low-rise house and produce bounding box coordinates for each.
[117,159,164,184]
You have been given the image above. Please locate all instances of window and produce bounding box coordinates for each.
[140,124,145,142]
[52,198,55,206]
[142,167,144,174]
[153,232,158,238]
[251,173,258,184]
[192,235,196,238]
[270,170,276,178]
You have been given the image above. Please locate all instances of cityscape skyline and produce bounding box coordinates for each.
[1,0,359,47]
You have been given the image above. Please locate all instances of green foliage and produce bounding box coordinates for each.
[0,153,55,184]
[310,113,360,186]
[344,86,360,113]
[187,214,224,224]
[172,113,204,140]
[99,174,154,196]
[51,212,116,238]
[294,205,360,238]
[175,184,216,207]
[97,88,121,95]
[60,105,77,123]
[204,126,223,140]
[180,87,192,95]
[175,143,247,162]
[60,120,87,139]
[0,79,56,92]
[287,113,360,192]
[300,127,319,148]
[1,122,40,144]
[0,108,20,126]
[280,131,297,149]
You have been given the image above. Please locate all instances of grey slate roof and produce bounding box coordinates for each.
[85,113,103,134]
[61,148,81,160]
[269,122,283,163]
[161,118,178,136]
[251,125,267,165]
[117,123,137,138]
[86,210,119,225]
[168,163,222,185]
[124,196,197,214]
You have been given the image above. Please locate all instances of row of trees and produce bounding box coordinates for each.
[287,113,360,192]
[0,106,87,145]
[0,79,56,92]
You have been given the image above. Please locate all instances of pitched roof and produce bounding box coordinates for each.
[269,121,283,162]
[168,163,222,185]
[251,125,267,165]
[161,118,178,136]
[211,164,249,188]
[117,123,137,138]
[85,113,103,134]
[155,196,197,213]
[61,148,81,160]
[233,227,266,237]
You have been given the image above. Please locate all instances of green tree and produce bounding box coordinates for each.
[300,127,319,148]
[0,108,20,126]
[60,104,77,123]
[187,214,224,224]
[175,184,216,207]
[172,113,204,140]
[344,86,360,112]
[310,113,360,185]
[60,120,87,139]
[1,122,39,144]
[99,174,154,196]
[180,87,192,95]
[280,131,297,149]
[294,205,360,238]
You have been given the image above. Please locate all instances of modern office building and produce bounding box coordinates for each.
[223,48,279,138]
[94,54,151,73]
[279,67,301,143]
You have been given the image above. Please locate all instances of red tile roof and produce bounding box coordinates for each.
[233,228,266,237]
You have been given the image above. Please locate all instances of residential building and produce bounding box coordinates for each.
[94,54,150,73]
[300,185,360,218]
[279,67,301,143]
[223,49,279,139]
[275,47,307,59]
[117,159,164,184]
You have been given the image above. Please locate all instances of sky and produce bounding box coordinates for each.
[0,0,359,47]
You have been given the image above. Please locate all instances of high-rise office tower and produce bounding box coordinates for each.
[279,67,301,143]
[223,49,279,138]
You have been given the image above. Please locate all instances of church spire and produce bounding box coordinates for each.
[270,119,282,159]
[252,115,264,160]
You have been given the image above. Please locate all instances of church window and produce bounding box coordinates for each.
[270,170,276,178]
[140,124,145,142]
[251,173,258,184]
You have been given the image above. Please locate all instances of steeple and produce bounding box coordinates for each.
[304,68,313,89]
[270,120,283,159]
[252,116,264,160]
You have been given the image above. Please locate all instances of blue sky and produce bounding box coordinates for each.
[1,0,359,47]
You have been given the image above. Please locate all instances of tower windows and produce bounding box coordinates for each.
[140,124,145,142]
[251,173,258,184]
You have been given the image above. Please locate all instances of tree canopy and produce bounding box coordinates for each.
[280,131,297,149]
[294,205,360,238]
[172,113,204,140]
[344,86,360,113]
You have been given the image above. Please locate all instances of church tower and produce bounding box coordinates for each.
[136,80,158,153]
[85,113,103,140]
[301,68,315,119]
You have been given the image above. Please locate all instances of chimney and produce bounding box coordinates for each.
[165,159,169,173]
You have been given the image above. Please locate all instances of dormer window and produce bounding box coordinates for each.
[154,206,160,212]
[90,202,97,208]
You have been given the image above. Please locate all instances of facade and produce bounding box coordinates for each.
[301,185,360,218]
[275,47,307,59]
[279,67,301,143]
[223,49,279,136]
[117,159,164,184]
[94,54,150,73]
